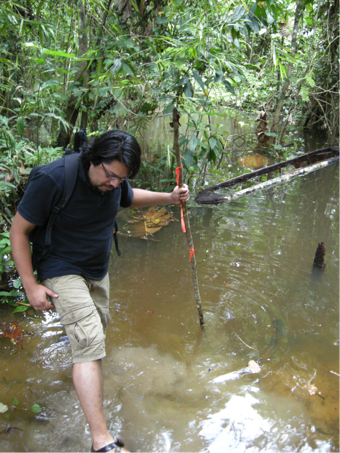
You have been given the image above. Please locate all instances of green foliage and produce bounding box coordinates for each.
[179,113,226,170]
[0,232,14,274]
[135,145,177,192]
[0,111,64,214]
[1,0,335,149]
[0,114,63,311]
[0,231,27,310]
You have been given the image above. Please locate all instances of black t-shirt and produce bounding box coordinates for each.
[18,157,134,281]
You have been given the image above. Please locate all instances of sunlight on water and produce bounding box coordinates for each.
[0,164,338,452]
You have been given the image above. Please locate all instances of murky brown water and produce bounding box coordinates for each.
[0,157,338,451]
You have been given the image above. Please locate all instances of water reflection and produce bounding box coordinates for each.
[201,393,273,452]
[0,164,338,452]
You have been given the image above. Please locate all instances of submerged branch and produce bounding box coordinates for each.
[235,334,258,352]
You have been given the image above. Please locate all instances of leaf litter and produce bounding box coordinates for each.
[0,321,24,346]
[122,207,175,239]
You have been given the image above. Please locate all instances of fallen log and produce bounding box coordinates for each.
[195,155,339,205]
[196,147,338,201]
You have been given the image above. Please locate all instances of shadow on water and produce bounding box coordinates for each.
[0,159,338,451]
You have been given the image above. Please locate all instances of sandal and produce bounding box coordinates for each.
[91,439,125,452]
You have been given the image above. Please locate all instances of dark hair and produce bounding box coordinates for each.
[80,130,141,179]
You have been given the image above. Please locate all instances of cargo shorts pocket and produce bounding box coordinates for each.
[60,305,105,350]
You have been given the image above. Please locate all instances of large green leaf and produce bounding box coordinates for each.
[122,63,136,77]
[214,70,223,83]
[184,81,193,98]
[222,79,236,95]
[13,306,29,313]
[233,5,245,21]
[42,50,75,58]
[0,290,24,297]
[189,134,198,151]
[183,148,194,169]
[192,70,205,91]
[246,15,260,33]
[17,117,25,137]
[209,137,217,149]
[111,59,122,75]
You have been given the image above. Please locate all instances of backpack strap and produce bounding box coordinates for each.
[113,221,121,257]
[40,153,79,260]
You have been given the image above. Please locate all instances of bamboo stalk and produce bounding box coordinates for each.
[172,107,205,329]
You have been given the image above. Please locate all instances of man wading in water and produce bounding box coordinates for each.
[10,130,190,452]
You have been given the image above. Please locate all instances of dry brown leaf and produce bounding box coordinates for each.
[248,360,261,374]
[4,173,13,182]
[0,169,14,182]
[0,321,24,345]
[238,154,268,169]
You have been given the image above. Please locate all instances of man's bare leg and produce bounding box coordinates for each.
[73,360,127,452]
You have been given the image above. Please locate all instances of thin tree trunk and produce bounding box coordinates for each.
[78,0,89,131]
[172,107,205,330]
[57,0,88,148]
[271,0,303,137]
[90,0,113,132]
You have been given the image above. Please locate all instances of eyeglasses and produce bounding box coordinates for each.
[101,163,130,182]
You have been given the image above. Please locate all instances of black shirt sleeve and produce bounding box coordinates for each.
[119,180,134,208]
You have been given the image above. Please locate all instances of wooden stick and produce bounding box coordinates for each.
[172,107,205,329]
[13,301,30,307]
[235,334,258,352]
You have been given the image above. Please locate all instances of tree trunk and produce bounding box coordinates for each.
[271,0,303,138]
[57,0,88,148]
[89,0,114,132]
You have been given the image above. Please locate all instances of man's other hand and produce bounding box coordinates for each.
[26,283,58,311]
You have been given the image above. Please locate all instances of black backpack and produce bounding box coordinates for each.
[27,130,121,261]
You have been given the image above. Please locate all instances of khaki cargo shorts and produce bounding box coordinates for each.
[42,273,110,363]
